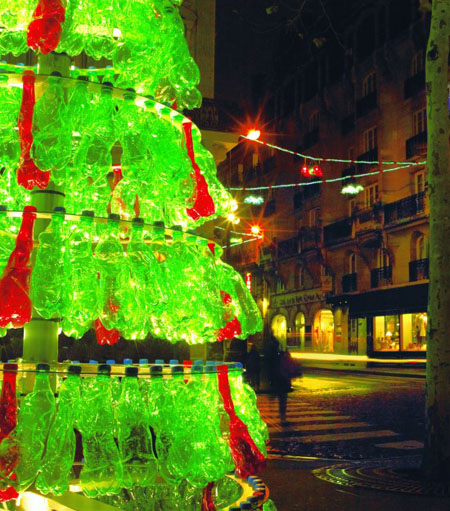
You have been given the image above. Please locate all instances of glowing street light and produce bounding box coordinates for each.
[246,129,261,141]
[250,225,262,236]
[226,213,240,224]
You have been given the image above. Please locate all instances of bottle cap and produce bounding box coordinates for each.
[36,363,50,371]
[192,365,203,373]
[81,210,94,217]
[132,217,144,225]
[150,365,163,375]
[0,205,7,212]
[98,364,111,374]
[89,359,98,364]
[155,359,164,364]
[152,221,165,229]
[171,365,183,374]
[170,225,183,231]
[193,360,203,365]
[247,496,259,503]
[139,358,149,365]
[123,358,133,365]
[50,71,62,77]
[240,503,251,510]
[106,360,116,364]
[76,75,89,82]
[101,81,113,90]
[234,362,244,369]
[4,363,18,371]
[68,365,81,375]
[53,206,66,214]
[169,359,179,365]
[125,366,138,377]
[108,213,120,222]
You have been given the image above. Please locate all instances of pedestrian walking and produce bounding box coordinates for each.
[273,349,293,424]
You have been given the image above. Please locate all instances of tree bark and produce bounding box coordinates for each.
[423,0,450,481]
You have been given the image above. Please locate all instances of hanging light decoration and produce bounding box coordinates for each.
[341,178,364,195]
[301,158,323,178]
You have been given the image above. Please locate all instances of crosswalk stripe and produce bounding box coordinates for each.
[268,421,371,434]
[273,430,399,444]
[261,413,344,420]
[260,410,339,416]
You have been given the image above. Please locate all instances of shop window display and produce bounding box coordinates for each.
[374,315,400,351]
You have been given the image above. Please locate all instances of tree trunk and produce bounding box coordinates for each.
[423,0,450,481]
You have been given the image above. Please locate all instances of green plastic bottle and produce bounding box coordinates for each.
[31,73,71,184]
[77,364,123,497]
[123,218,167,340]
[0,206,15,277]
[30,207,66,319]
[14,363,56,492]
[95,214,133,332]
[116,366,156,488]
[62,210,100,337]
[36,365,82,496]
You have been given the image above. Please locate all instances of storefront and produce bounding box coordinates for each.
[269,289,330,352]
[328,283,428,358]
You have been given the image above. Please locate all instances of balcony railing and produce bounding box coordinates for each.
[341,114,355,135]
[356,91,377,118]
[356,148,378,174]
[404,70,425,99]
[371,266,392,288]
[384,192,426,224]
[342,273,357,292]
[323,218,353,246]
[409,258,429,281]
[406,130,427,159]
[302,128,319,150]
[299,226,322,251]
[277,236,299,258]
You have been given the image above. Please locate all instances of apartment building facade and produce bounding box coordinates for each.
[218,0,436,359]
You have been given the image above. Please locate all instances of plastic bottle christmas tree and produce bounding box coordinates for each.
[0,1,268,508]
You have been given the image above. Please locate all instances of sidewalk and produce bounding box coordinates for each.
[262,456,449,511]
[290,353,426,378]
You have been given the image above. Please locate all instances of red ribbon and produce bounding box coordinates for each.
[201,482,216,511]
[216,365,266,478]
[95,318,120,346]
[27,0,66,54]
[183,121,215,220]
[17,71,50,190]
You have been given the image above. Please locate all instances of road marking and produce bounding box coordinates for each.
[269,421,371,434]
[260,410,340,417]
[375,440,424,450]
[274,430,399,444]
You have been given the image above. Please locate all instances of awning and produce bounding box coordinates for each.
[327,283,428,316]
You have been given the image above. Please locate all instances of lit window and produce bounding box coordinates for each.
[363,72,376,96]
[415,170,426,194]
[364,183,379,207]
[363,127,377,152]
[413,108,427,135]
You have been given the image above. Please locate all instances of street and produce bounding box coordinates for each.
[257,370,425,460]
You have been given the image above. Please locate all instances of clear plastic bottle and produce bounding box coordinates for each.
[14,363,56,491]
[36,365,82,495]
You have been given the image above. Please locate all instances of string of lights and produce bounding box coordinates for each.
[227,163,414,191]
[241,134,427,167]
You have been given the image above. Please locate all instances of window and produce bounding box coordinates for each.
[374,315,400,351]
[411,50,424,76]
[413,108,427,135]
[309,111,319,131]
[377,248,390,268]
[349,252,357,274]
[309,207,320,227]
[363,127,378,152]
[415,170,426,194]
[252,153,259,167]
[416,235,425,260]
[237,163,244,184]
[295,266,304,288]
[349,198,356,215]
[364,183,379,207]
[363,72,376,97]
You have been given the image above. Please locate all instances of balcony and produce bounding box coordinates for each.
[277,236,299,259]
[323,218,353,246]
[406,130,427,159]
[302,128,319,150]
[341,114,355,135]
[356,91,377,118]
[304,182,321,200]
[371,266,392,288]
[342,273,357,293]
[356,148,378,174]
[409,258,429,281]
[299,226,322,251]
[384,192,426,225]
[404,70,425,99]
